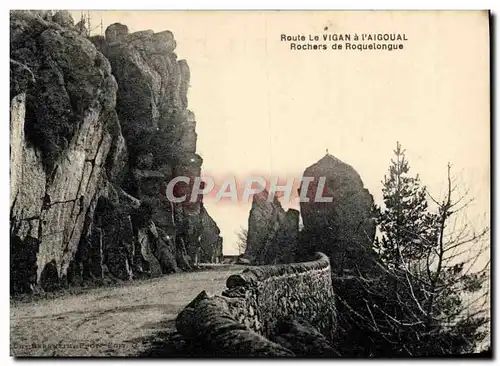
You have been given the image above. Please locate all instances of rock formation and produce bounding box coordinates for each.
[244,190,299,265]
[10,11,222,294]
[199,207,223,263]
[93,22,220,269]
[298,154,378,275]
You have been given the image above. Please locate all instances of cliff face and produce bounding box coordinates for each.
[298,154,377,275]
[10,11,222,294]
[199,207,223,263]
[93,22,222,270]
[244,190,299,265]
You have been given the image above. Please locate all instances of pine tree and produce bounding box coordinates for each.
[333,143,490,356]
[359,146,490,355]
[375,142,438,268]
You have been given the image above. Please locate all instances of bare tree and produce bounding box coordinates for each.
[77,11,103,37]
[236,227,248,255]
[334,162,490,356]
[422,163,490,340]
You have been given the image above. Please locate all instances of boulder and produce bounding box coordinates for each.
[105,22,128,43]
[51,10,74,28]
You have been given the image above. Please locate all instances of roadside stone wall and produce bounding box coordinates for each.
[223,252,336,339]
[176,291,294,357]
[175,252,337,356]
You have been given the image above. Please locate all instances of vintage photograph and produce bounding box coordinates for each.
[9,10,491,357]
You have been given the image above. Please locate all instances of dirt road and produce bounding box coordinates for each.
[10,266,243,357]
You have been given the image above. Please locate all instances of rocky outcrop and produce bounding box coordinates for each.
[92,25,194,165]
[95,23,218,270]
[199,207,223,263]
[69,184,142,284]
[244,190,299,265]
[10,12,222,294]
[298,154,377,275]
[10,11,121,292]
[51,10,74,28]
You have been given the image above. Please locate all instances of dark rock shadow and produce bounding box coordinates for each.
[135,318,209,357]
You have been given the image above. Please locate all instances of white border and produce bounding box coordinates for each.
[2,1,497,365]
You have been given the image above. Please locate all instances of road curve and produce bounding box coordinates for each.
[10,265,243,357]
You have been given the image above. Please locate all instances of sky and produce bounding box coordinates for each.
[72,11,490,256]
